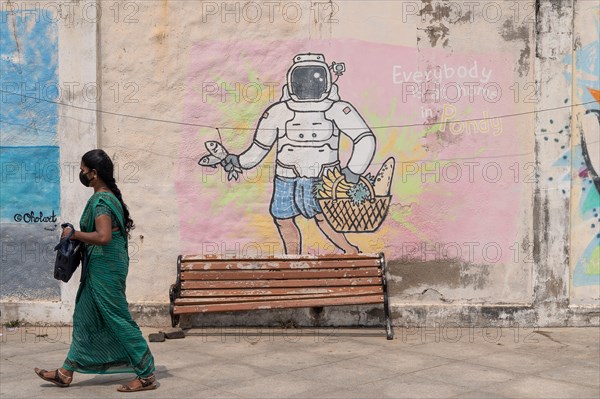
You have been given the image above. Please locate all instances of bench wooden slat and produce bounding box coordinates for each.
[170,253,394,340]
[180,254,380,262]
[181,277,383,289]
[173,294,385,314]
[180,259,381,271]
[180,286,383,297]
[175,290,383,305]
[180,268,381,281]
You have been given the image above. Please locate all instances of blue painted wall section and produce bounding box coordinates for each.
[0,11,61,299]
[0,146,60,222]
[0,10,58,146]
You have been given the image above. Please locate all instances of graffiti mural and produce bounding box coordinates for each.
[199,53,394,254]
[562,6,600,289]
[178,38,524,279]
[0,10,61,299]
[572,97,600,288]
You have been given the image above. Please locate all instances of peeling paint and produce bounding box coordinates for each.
[417,0,473,48]
[499,19,531,77]
[417,24,450,48]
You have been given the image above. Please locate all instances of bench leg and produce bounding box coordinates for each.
[170,256,184,327]
[170,307,180,328]
[380,253,394,340]
[385,311,394,340]
[383,293,394,340]
[169,283,180,328]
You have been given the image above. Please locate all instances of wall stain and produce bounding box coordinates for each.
[152,0,169,46]
[499,19,531,77]
[544,270,564,299]
[417,24,450,48]
[421,107,464,153]
[7,1,22,74]
[387,260,492,294]
[547,0,570,18]
[366,307,384,320]
[532,138,542,266]
[421,288,453,303]
[417,0,473,48]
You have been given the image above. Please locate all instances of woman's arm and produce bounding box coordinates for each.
[63,215,113,246]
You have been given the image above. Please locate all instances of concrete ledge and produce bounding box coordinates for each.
[2,301,598,328]
[0,301,73,326]
[128,303,171,327]
[0,301,169,327]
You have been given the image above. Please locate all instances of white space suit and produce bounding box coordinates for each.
[238,54,375,179]
[224,53,376,220]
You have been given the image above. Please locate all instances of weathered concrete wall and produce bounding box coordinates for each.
[1,0,598,327]
[1,0,97,320]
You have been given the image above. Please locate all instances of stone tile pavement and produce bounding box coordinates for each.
[1,326,598,398]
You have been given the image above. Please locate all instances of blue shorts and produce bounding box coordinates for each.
[270,176,322,219]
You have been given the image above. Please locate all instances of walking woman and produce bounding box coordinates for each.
[35,149,157,392]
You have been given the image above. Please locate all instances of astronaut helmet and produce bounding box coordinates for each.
[287,53,332,102]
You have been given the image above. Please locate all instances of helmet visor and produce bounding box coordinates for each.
[290,66,328,100]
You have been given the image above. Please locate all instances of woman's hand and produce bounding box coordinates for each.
[61,226,74,239]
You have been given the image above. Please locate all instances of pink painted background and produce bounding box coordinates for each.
[176,39,522,264]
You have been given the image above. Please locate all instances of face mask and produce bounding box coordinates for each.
[79,170,92,187]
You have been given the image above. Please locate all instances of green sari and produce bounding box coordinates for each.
[63,192,155,377]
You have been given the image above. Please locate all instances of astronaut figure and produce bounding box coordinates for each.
[221,53,376,254]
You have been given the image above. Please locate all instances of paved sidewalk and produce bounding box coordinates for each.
[1,326,598,398]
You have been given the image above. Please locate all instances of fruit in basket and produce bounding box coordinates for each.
[317,168,351,199]
[348,174,375,205]
[317,160,395,233]
[373,157,395,196]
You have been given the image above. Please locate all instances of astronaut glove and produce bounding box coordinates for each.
[221,154,242,172]
[341,167,360,184]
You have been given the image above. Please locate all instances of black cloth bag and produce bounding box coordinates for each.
[53,223,86,283]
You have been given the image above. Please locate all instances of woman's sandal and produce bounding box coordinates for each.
[117,375,157,392]
[34,368,72,388]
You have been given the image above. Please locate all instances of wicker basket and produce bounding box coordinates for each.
[318,176,391,233]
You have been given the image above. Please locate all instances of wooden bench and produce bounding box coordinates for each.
[169,253,394,339]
